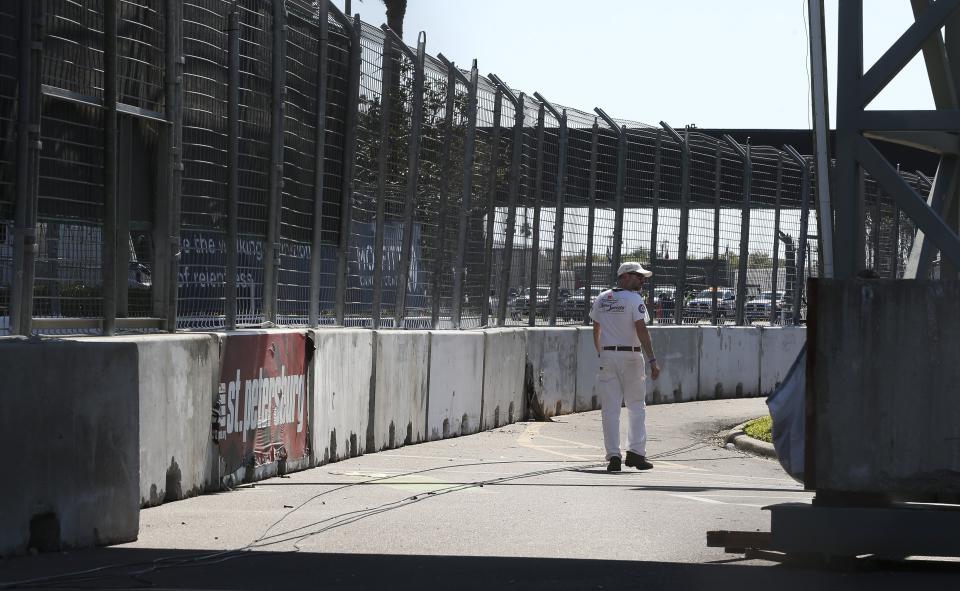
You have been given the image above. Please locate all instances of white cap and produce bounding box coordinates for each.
[617,261,653,277]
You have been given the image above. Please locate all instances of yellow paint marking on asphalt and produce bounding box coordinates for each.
[535,434,603,450]
[516,422,545,444]
[516,423,594,461]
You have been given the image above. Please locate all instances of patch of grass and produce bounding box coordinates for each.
[743,415,772,443]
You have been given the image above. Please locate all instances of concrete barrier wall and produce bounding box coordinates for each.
[759,326,806,394]
[427,331,484,440]
[525,327,578,417]
[574,327,600,412]
[0,338,140,557]
[1,323,805,557]
[648,327,702,404]
[372,330,430,450]
[699,327,762,399]
[481,328,527,429]
[312,329,373,463]
[134,334,219,507]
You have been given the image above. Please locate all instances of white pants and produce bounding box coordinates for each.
[597,350,647,460]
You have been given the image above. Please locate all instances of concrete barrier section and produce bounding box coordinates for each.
[699,327,762,399]
[312,329,373,463]
[135,334,219,507]
[647,326,701,403]
[481,328,527,429]
[0,338,140,557]
[759,326,805,394]
[574,327,600,412]
[372,330,430,450]
[426,331,484,440]
[525,327,578,417]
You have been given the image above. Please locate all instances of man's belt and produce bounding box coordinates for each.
[602,346,642,352]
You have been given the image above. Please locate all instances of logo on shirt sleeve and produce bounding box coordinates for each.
[639,303,647,315]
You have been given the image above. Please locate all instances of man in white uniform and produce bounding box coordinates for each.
[590,262,661,472]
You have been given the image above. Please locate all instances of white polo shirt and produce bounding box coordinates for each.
[589,288,650,348]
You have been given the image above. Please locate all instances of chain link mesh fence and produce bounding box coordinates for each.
[1,3,941,336]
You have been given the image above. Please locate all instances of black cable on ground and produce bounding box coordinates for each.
[1,442,720,589]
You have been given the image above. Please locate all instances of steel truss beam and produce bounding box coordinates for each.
[835,0,960,279]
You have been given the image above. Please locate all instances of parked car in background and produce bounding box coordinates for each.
[745,291,788,322]
[558,285,605,321]
[516,286,572,318]
[683,287,736,323]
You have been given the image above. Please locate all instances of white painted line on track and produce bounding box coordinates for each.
[669,493,765,508]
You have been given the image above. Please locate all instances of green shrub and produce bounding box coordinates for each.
[743,415,772,443]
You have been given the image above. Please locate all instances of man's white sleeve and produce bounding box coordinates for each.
[633,294,651,323]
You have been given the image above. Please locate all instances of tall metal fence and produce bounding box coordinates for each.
[0,1,933,335]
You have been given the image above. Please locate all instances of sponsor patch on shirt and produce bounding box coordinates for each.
[639,303,647,315]
[598,299,625,313]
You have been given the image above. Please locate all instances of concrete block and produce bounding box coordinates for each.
[525,327,578,417]
[481,328,526,429]
[575,327,600,412]
[313,329,373,463]
[698,326,762,399]
[133,334,219,506]
[647,326,701,404]
[372,330,430,450]
[810,280,960,495]
[0,339,140,557]
[759,326,806,395]
[426,331,484,440]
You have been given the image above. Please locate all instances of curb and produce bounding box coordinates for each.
[724,421,778,459]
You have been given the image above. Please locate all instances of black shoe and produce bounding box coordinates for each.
[625,451,653,470]
[606,456,621,472]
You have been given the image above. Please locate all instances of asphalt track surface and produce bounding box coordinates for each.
[2,398,958,590]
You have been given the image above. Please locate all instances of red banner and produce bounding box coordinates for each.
[216,332,309,473]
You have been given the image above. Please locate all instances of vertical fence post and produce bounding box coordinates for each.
[497,92,524,326]
[263,1,286,325]
[11,0,42,335]
[334,13,361,325]
[723,135,752,326]
[480,89,502,327]
[102,0,118,335]
[549,112,567,327]
[371,35,393,330]
[533,93,566,327]
[594,109,625,285]
[661,123,689,326]
[527,103,545,326]
[450,58,478,329]
[393,32,425,329]
[785,145,811,325]
[712,140,722,324]
[489,75,522,326]
[431,57,457,329]
[165,0,183,333]
[647,130,661,322]
[770,151,783,325]
[225,8,240,330]
[308,0,329,328]
[582,119,598,325]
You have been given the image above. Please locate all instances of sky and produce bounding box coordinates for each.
[330,0,936,130]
